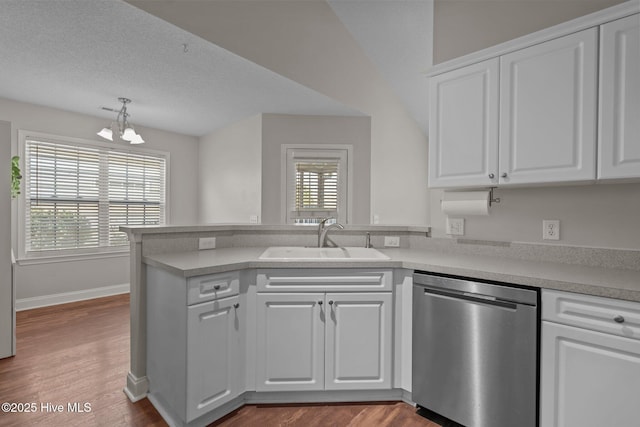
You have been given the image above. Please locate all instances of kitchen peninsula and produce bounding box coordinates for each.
[122,224,640,427]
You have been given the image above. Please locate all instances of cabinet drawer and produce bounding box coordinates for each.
[257,269,392,292]
[542,290,640,340]
[187,271,239,305]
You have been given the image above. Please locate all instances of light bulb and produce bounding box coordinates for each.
[121,126,136,141]
[129,133,145,144]
[97,127,113,141]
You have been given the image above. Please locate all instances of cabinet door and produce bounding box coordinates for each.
[540,321,640,427]
[325,293,392,390]
[428,58,500,188]
[499,28,598,185]
[186,295,241,422]
[599,13,640,180]
[256,293,324,391]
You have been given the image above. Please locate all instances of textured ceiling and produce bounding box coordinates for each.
[0,0,362,137]
[328,0,433,133]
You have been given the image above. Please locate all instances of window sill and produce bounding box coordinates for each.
[17,249,130,266]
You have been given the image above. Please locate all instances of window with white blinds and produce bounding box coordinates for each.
[24,137,167,254]
[285,147,348,225]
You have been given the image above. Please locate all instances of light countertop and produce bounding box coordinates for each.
[144,247,640,302]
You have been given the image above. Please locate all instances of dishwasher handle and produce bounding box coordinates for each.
[421,286,518,310]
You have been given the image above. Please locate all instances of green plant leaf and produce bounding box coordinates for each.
[11,155,22,198]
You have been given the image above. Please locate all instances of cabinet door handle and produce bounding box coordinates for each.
[614,315,625,323]
[488,173,495,179]
[233,303,240,309]
[501,172,508,178]
[328,300,334,305]
[213,285,221,290]
[318,301,323,306]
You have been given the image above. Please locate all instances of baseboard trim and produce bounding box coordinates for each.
[148,389,410,427]
[244,388,405,404]
[124,372,149,403]
[16,283,130,311]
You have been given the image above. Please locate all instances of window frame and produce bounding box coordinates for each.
[17,130,170,262]
[280,144,353,225]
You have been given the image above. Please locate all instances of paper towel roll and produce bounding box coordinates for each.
[441,191,490,216]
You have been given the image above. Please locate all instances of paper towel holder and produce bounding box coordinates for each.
[489,187,501,206]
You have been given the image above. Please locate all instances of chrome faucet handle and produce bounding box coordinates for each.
[319,222,344,247]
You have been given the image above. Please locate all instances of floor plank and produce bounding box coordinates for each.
[0,295,164,427]
[0,294,440,427]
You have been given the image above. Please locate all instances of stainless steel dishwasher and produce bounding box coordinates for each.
[412,271,539,427]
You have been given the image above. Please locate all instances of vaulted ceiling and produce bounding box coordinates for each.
[0,0,432,137]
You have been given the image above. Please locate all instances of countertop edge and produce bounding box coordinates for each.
[142,248,640,303]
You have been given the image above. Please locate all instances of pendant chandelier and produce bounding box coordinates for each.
[97,97,145,144]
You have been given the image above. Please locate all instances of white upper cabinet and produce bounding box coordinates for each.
[598,13,640,180]
[428,59,499,188]
[499,28,598,185]
[426,4,640,189]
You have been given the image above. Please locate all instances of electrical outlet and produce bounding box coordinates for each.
[249,215,259,224]
[198,237,216,250]
[446,218,464,236]
[384,236,400,247]
[543,220,560,240]
[373,214,380,225]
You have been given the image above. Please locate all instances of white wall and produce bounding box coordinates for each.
[430,184,640,250]
[261,114,371,224]
[433,0,625,64]
[0,120,13,357]
[0,97,199,303]
[199,114,262,223]
[429,0,640,250]
[129,0,430,226]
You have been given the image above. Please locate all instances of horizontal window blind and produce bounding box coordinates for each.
[292,160,339,223]
[285,147,348,225]
[25,138,166,254]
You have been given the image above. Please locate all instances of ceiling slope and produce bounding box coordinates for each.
[328,0,433,133]
[0,0,362,137]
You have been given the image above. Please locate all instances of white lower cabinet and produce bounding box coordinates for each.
[147,266,395,425]
[540,290,640,427]
[255,269,393,393]
[146,267,244,425]
[325,293,392,390]
[256,293,325,391]
[256,292,392,392]
[187,296,241,420]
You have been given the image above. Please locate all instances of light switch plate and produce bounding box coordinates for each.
[446,218,464,236]
[198,237,216,250]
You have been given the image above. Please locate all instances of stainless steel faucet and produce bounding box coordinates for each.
[317,218,344,247]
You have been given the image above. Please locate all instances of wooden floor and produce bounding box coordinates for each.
[0,294,441,427]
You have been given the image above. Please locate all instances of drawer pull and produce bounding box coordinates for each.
[213,285,221,291]
[614,315,625,323]
[233,303,240,309]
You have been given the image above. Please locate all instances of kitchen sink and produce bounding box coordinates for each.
[259,246,390,260]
